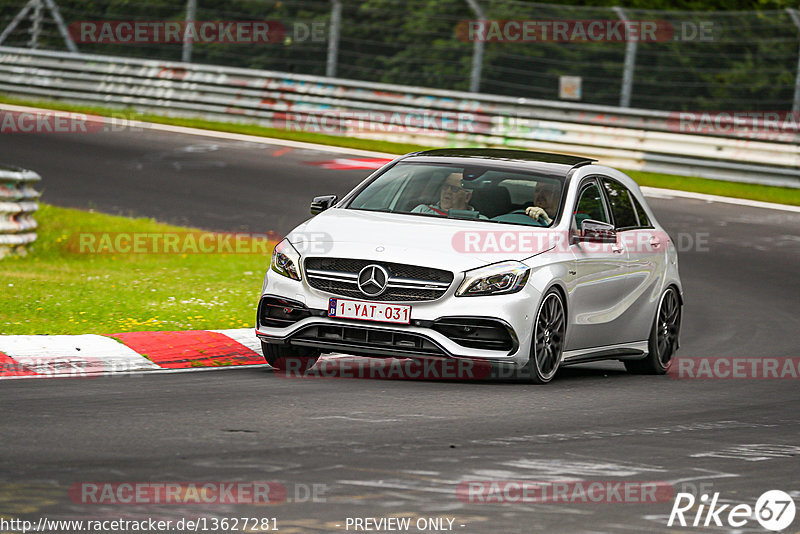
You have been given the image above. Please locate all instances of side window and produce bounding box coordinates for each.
[632,195,651,228]
[601,179,638,229]
[574,182,609,229]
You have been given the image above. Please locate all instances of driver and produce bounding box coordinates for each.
[412,172,479,216]
[525,182,560,224]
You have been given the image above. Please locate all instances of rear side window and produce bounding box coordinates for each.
[632,195,651,227]
[601,179,638,229]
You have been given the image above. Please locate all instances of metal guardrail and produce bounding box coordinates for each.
[0,46,798,188]
[0,164,39,258]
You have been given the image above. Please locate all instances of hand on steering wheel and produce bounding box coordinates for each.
[525,206,552,224]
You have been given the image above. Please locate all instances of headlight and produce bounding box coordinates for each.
[270,238,301,281]
[456,261,530,297]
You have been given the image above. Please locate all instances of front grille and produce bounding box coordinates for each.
[304,258,453,302]
[290,324,444,357]
[432,317,516,352]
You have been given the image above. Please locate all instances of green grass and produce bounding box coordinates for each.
[0,204,274,335]
[626,170,800,206]
[2,94,798,206]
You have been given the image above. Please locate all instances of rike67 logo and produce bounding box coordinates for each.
[668,490,796,531]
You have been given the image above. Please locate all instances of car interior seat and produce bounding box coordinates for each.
[470,186,512,218]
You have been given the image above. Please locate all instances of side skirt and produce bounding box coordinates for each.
[561,341,648,366]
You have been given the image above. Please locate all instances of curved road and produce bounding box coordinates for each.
[1,125,799,533]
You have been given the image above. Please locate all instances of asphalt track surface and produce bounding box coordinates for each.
[1,127,799,533]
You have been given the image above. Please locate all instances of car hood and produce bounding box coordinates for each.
[287,208,560,272]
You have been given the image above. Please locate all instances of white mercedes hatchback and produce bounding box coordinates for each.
[256,149,682,383]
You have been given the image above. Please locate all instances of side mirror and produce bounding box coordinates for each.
[310,195,338,215]
[572,219,617,244]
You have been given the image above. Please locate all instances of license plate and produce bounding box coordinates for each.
[328,298,411,324]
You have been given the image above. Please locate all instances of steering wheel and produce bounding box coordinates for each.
[490,209,547,226]
[511,208,548,222]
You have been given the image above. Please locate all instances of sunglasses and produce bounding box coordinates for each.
[442,184,467,194]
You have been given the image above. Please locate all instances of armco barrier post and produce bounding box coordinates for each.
[465,0,485,93]
[326,0,342,78]
[787,8,800,114]
[613,6,637,109]
[28,0,42,49]
[0,165,40,258]
[182,0,197,63]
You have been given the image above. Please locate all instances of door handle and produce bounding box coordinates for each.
[611,244,624,254]
[649,236,661,248]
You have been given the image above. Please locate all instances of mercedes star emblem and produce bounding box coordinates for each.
[357,264,389,297]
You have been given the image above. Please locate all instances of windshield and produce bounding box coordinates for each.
[347,162,564,227]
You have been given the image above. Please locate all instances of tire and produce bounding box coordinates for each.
[526,288,566,384]
[625,286,681,375]
[261,341,319,374]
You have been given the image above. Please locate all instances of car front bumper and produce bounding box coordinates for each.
[255,270,538,368]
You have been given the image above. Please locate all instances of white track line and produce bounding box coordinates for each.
[640,186,800,213]
[0,103,393,158]
[1,103,797,213]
